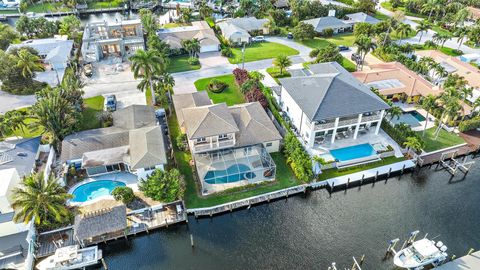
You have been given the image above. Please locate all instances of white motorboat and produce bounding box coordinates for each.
[36,245,102,270]
[393,238,448,269]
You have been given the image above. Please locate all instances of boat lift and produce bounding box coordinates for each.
[438,151,475,176]
[328,255,364,270]
[386,230,421,256]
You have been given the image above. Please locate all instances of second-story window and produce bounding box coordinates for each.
[218,134,229,140]
[196,137,206,143]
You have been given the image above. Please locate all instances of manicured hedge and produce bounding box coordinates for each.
[458,117,480,132]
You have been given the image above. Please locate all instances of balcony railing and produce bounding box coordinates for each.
[314,114,381,131]
[193,139,235,153]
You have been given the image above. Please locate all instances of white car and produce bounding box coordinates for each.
[252,36,265,42]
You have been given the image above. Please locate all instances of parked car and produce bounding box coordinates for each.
[287,32,293,39]
[84,63,93,77]
[104,95,117,112]
[338,45,349,51]
[252,36,265,42]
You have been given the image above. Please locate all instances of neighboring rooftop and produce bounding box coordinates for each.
[345,12,380,24]
[352,61,442,97]
[0,137,41,177]
[157,21,220,50]
[7,36,73,60]
[302,16,350,32]
[280,62,390,121]
[217,17,268,40]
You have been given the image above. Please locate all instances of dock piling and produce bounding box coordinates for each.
[401,164,405,174]
[451,254,456,261]
[101,258,108,270]
[360,254,365,265]
[190,234,194,247]
[387,167,392,178]
[467,248,475,255]
[375,170,379,181]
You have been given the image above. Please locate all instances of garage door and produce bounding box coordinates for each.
[200,45,219,53]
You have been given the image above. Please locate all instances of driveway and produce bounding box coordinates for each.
[198,51,233,69]
[113,89,146,109]
[0,90,36,114]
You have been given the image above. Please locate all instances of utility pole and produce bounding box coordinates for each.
[241,42,246,69]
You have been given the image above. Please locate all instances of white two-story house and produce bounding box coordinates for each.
[173,92,282,194]
[278,62,390,151]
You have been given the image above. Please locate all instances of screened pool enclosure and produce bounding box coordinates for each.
[194,145,276,192]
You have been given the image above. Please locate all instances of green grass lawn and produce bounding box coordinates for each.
[205,17,215,27]
[380,1,427,18]
[340,57,357,72]
[162,22,192,28]
[373,11,390,21]
[417,127,466,152]
[229,42,299,64]
[167,111,301,208]
[167,55,201,73]
[194,74,245,106]
[318,156,406,180]
[298,38,331,49]
[27,2,72,12]
[87,0,125,9]
[431,25,454,36]
[439,47,463,56]
[325,33,356,47]
[266,66,291,83]
[0,96,104,140]
[0,9,19,14]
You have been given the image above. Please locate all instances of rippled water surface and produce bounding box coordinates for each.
[96,161,480,270]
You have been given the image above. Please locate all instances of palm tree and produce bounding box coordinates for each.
[129,49,167,106]
[422,0,438,21]
[454,26,470,50]
[416,20,431,42]
[31,89,78,152]
[403,136,422,154]
[432,63,447,84]
[420,95,436,137]
[189,38,201,58]
[396,23,413,39]
[4,110,27,136]
[388,106,403,122]
[434,94,461,139]
[354,35,376,70]
[0,114,14,138]
[432,32,452,48]
[16,48,44,78]
[273,55,292,75]
[12,173,73,226]
[198,1,212,19]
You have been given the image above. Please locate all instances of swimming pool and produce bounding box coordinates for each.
[330,143,376,162]
[71,180,126,203]
[204,164,255,184]
[390,111,425,128]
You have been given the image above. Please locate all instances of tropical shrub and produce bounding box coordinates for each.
[458,117,480,132]
[111,186,135,204]
[381,120,424,149]
[221,47,233,57]
[323,28,334,37]
[188,56,199,65]
[233,68,249,86]
[314,44,343,64]
[309,48,320,58]
[207,79,228,93]
[292,22,316,40]
[139,169,185,202]
[283,132,312,182]
[245,87,268,108]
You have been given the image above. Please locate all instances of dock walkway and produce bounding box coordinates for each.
[434,251,480,270]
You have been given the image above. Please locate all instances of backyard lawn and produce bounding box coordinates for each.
[167,55,201,73]
[229,42,299,64]
[87,0,125,8]
[194,74,245,105]
[27,2,71,12]
[418,127,466,152]
[167,111,301,208]
[318,156,406,180]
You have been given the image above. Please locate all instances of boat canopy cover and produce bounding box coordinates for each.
[413,239,439,258]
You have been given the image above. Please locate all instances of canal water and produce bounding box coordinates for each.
[94,158,480,270]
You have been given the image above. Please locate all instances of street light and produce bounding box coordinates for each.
[241,42,246,70]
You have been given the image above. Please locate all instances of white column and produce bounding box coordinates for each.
[375,110,385,135]
[353,113,363,139]
[331,118,339,144]
[308,126,315,148]
[210,137,213,149]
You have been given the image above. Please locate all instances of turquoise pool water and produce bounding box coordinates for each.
[71,180,126,203]
[204,164,255,184]
[330,144,376,162]
[390,111,426,128]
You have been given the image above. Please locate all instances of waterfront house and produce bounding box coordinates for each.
[217,17,269,44]
[157,21,220,53]
[7,36,73,87]
[73,200,127,246]
[301,16,352,35]
[81,19,144,63]
[278,62,390,153]
[353,62,442,103]
[344,12,381,25]
[60,105,167,180]
[0,137,41,269]
[173,92,281,194]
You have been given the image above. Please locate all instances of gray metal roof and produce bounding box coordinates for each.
[345,12,381,24]
[302,16,349,32]
[279,62,390,121]
[229,102,282,147]
[182,103,239,139]
[0,137,41,177]
[172,92,212,128]
[74,202,127,241]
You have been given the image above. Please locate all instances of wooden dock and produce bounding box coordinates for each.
[36,201,187,258]
[434,250,480,270]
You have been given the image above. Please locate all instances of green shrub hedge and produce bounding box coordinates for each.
[207,79,228,93]
[458,117,480,132]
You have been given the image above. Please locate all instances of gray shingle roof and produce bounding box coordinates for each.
[279,62,390,122]
[7,38,73,63]
[172,92,212,128]
[229,102,282,147]
[129,126,167,170]
[157,22,220,49]
[217,17,268,40]
[0,137,40,177]
[74,202,127,241]
[345,12,381,24]
[113,105,157,130]
[302,16,349,32]
[182,103,239,139]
